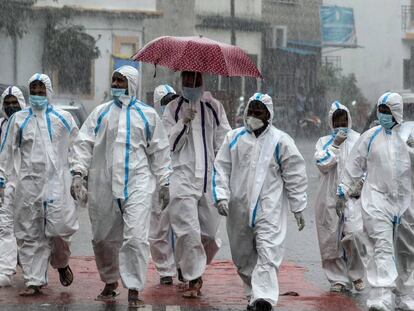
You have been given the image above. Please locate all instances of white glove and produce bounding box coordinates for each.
[159,185,170,210]
[182,108,196,124]
[70,174,88,207]
[216,200,229,216]
[333,129,347,147]
[294,212,305,231]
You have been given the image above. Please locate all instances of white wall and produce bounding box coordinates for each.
[195,0,261,18]
[35,0,157,11]
[322,0,411,104]
[196,29,262,69]
[0,20,44,88]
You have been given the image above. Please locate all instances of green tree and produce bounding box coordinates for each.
[0,0,37,84]
[43,9,100,95]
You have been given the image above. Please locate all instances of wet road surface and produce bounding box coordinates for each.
[0,138,369,310]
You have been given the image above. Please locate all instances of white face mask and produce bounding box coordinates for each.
[245,116,264,132]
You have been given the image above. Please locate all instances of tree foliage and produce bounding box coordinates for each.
[0,0,37,38]
[43,10,100,95]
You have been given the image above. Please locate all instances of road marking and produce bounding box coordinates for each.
[166,306,181,311]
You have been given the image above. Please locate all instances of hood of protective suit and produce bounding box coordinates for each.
[113,65,139,98]
[377,92,403,124]
[1,86,26,118]
[244,93,274,127]
[153,84,176,107]
[328,101,352,130]
[28,73,53,99]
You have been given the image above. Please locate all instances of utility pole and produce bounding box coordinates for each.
[230,0,236,45]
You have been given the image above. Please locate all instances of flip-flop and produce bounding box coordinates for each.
[58,266,74,287]
[128,290,145,309]
[19,285,42,296]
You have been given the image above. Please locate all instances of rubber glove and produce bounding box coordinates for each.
[182,108,196,124]
[294,212,305,231]
[0,177,6,205]
[216,200,229,216]
[407,134,414,148]
[70,174,88,207]
[159,184,170,210]
[336,199,346,218]
[350,179,364,199]
[333,129,348,148]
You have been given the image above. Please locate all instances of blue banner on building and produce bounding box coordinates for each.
[112,55,140,71]
[320,5,357,47]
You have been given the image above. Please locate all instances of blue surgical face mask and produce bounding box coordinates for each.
[182,86,203,102]
[378,112,395,130]
[29,95,48,110]
[111,88,127,102]
[333,127,348,135]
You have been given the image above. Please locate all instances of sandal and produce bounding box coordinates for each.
[19,285,42,296]
[58,265,74,287]
[95,282,120,302]
[128,289,145,308]
[182,277,203,298]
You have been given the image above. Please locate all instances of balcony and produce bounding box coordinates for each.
[402,5,414,40]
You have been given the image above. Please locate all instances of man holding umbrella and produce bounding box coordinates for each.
[133,36,260,297]
[163,71,231,297]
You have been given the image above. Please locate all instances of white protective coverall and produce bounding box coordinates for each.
[213,93,308,307]
[0,74,79,287]
[314,102,365,289]
[149,84,177,278]
[0,86,26,286]
[163,90,231,281]
[71,66,171,290]
[338,92,414,310]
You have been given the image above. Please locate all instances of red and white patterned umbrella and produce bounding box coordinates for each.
[132,36,262,78]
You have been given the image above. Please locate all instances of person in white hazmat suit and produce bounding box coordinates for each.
[0,74,79,295]
[150,84,179,285]
[0,86,26,287]
[163,71,231,297]
[70,65,172,308]
[314,101,366,293]
[213,93,307,311]
[337,92,414,311]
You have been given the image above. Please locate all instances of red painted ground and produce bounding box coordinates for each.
[0,257,362,310]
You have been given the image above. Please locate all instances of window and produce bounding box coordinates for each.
[266,26,287,48]
[113,36,139,58]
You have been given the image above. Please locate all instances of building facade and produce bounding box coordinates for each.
[261,0,322,132]
[322,0,413,105]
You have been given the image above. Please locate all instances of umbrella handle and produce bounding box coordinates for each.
[153,64,157,78]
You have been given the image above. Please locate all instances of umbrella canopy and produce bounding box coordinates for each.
[132,36,262,78]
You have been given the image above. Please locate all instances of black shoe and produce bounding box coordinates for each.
[177,268,185,283]
[254,299,272,311]
[247,304,255,311]
[160,276,173,285]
